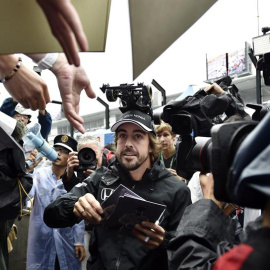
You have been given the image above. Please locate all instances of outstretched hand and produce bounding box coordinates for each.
[51,54,96,133]
[37,0,88,66]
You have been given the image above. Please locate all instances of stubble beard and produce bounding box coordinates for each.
[117,150,149,171]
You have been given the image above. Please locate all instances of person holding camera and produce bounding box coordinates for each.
[43,109,191,270]
[168,172,269,270]
[26,134,85,270]
[61,135,115,269]
[62,135,115,192]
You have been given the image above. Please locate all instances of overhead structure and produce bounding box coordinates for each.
[129,0,217,79]
[0,0,111,54]
[0,0,219,82]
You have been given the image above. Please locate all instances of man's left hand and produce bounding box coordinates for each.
[132,221,165,250]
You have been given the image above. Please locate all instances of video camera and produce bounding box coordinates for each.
[154,76,249,178]
[100,83,153,117]
[154,75,270,208]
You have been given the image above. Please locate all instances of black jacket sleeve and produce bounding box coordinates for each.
[168,199,236,270]
[62,171,83,192]
[44,169,104,228]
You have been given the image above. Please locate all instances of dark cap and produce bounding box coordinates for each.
[53,134,77,152]
[111,110,155,135]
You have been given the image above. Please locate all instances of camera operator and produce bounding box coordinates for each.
[62,135,115,192]
[168,172,269,270]
[168,106,270,269]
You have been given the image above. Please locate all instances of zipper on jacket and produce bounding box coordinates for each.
[114,227,127,270]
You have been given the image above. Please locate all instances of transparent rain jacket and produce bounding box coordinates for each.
[27,166,84,270]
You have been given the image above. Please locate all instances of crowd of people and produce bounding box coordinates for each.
[0,1,269,270]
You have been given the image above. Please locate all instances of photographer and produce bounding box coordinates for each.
[60,135,115,269]
[62,135,115,192]
[168,173,268,270]
[168,105,270,269]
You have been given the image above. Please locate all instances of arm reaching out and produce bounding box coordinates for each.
[51,54,96,133]
[0,54,50,110]
[29,53,96,133]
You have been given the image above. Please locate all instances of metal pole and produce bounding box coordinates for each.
[151,79,167,105]
[97,97,110,129]
[248,48,262,104]
[256,68,262,104]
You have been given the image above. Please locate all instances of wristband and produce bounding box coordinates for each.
[0,57,22,83]
[37,53,59,70]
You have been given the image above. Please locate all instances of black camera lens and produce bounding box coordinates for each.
[76,147,97,171]
[78,148,96,164]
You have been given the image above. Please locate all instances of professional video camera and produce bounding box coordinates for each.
[153,76,249,179]
[156,75,270,208]
[75,147,97,172]
[100,83,153,117]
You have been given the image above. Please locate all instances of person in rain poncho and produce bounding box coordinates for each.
[26,134,85,270]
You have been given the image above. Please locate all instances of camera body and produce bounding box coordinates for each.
[211,121,258,203]
[156,75,270,207]
[75,147,97,171]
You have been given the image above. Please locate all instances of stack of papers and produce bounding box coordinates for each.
[101,184,166,228]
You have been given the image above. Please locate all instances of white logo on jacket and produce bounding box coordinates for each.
[101,188,114,201]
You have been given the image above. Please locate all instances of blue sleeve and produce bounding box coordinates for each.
[0,97,18,117]
[73,220,85,246]
[38,110,52,140]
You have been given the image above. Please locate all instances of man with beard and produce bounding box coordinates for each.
[43,110,191,270]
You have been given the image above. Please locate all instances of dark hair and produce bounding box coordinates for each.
[114,131,160,164]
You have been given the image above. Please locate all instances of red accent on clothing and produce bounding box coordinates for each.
[213,244,254,270]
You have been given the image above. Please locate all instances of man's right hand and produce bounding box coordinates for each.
[66,151,79,181]
[73,193,104,225]
[200,173,225,210]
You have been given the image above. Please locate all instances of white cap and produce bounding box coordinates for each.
[14,104,32,118]
[0,112,17,136]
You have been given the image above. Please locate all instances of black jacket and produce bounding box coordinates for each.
[44,159,191,270]
[169,199,236,270]
[168,199,269,270]
[0,127,33,220]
